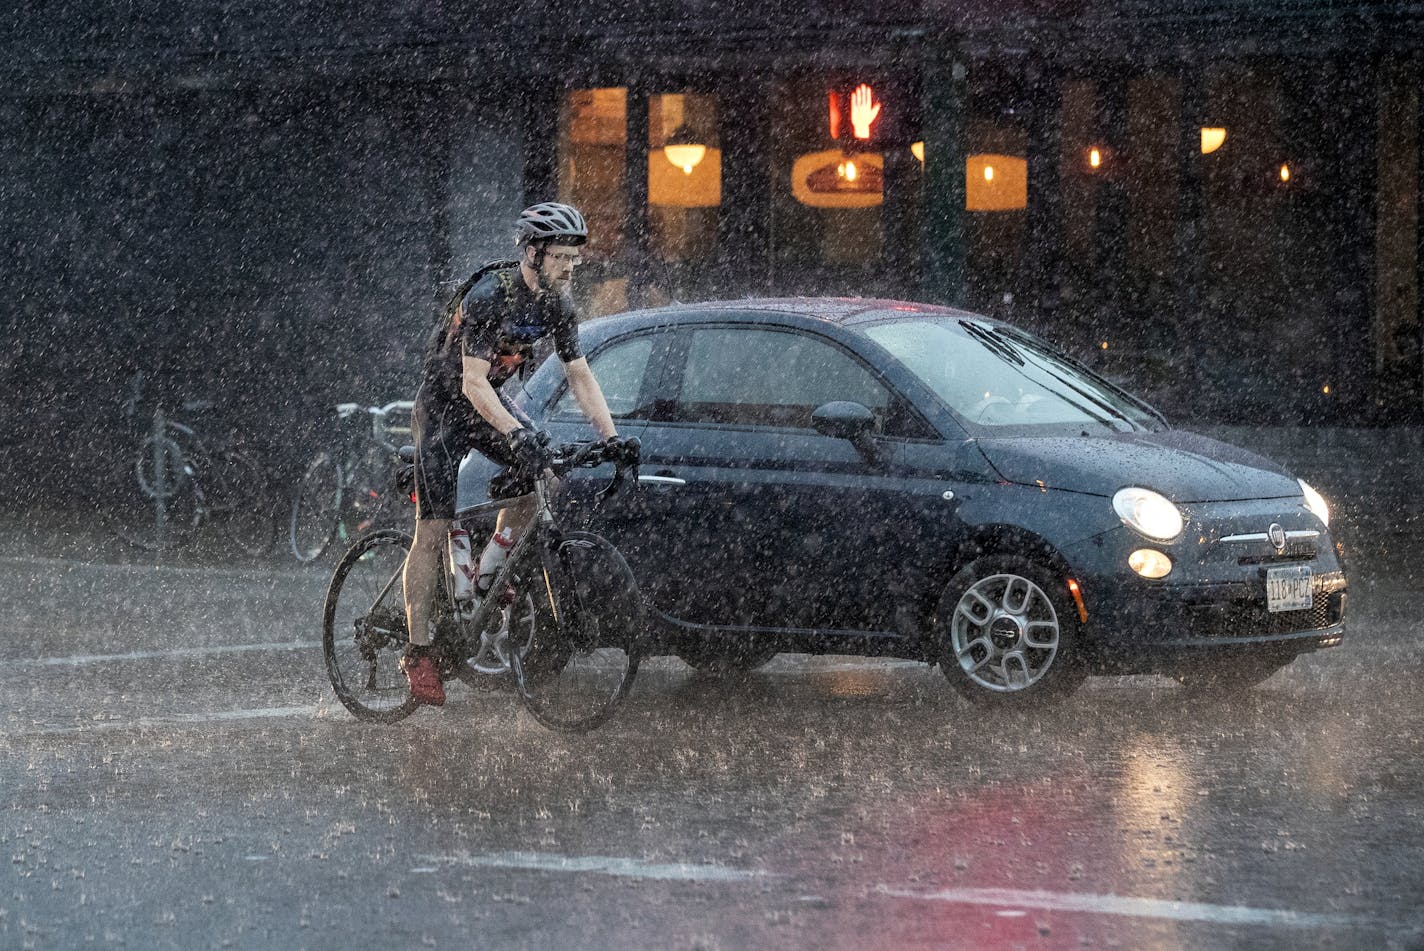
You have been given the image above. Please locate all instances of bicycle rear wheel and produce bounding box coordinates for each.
[290,452,343,562]
[511,531,643,733]
[322,529,417,722]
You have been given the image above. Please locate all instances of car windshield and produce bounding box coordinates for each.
[862,316,1164,432]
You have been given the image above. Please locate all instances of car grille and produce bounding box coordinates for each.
[1237,540,1318,565]
[1190,571,1346,639]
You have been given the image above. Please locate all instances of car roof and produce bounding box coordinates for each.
[584,296,993,336]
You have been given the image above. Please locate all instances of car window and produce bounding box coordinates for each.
[672,327,893,430]
[551,334,657,419]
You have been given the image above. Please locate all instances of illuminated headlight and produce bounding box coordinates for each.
[1298,479,1330,527]
[1112,487,1184,541]
[1129,549,1173,579]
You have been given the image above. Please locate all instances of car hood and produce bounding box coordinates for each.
[974,429,1301,502]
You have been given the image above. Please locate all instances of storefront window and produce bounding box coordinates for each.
[963,65,1030,318]
[559,87,627,315]
[648,92,720,261]
[644,92,721,304]
[770,74,921,296]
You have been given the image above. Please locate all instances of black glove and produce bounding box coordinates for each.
[602,435,641,466]
[506,427,551,470]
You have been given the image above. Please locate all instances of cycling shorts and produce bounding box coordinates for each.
[410,383,531,521]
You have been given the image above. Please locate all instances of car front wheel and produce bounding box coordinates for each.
[934,556,1086,706]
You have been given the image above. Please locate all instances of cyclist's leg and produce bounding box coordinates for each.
[405,398,462,649]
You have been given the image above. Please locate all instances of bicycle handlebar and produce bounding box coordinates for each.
[545,438,642,500]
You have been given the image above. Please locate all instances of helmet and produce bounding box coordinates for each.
[515,202,588,246]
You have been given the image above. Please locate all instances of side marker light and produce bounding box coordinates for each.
[1066,578,1088,624]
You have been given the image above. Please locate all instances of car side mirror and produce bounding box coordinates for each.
[812,401,878,445]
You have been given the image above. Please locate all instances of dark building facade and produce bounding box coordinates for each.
[2,2,1421,501]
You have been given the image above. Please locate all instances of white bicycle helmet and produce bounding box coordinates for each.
[515,202,588,246]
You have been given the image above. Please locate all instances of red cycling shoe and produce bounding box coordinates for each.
[400,647,446,707]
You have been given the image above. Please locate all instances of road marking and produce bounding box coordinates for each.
[876,885,1365,930]
[419,851,777,884]
[7,640,321,668]
[0,553,324,581]
[3,704,321,738]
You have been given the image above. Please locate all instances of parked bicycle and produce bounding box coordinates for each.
[288,401,414,563]
[112,372,275,556]
[321,437,645,732]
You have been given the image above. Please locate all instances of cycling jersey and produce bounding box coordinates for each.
[412,266,583,519]
[420,266,582,410]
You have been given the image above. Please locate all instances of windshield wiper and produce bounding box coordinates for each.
[959,320,1025,367]
[987,328,1147,432]
[958,321,1120,430]
[997,327,1170,429]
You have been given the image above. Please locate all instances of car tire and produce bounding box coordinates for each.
[934,555,1086,706]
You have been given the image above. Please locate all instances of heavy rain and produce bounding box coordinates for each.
[3,2,1423,949]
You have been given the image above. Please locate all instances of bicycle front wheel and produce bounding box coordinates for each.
[322,529,417,722]
[511,531,643,733]
[290,452,344,562]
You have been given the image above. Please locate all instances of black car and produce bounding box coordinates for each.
[455,298,1346,705]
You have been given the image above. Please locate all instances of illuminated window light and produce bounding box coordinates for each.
[983,164,994,182]
[1200,127,1227,154]
[1100,341,1109,350]
[1088,147,1102,169]
[1279,163,1291,183]
[663,143,706,175]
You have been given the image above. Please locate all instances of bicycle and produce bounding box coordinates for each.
[321,437,645,732]
[113,373,275,556]
[288,400,414,563]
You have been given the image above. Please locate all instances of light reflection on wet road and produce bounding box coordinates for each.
[2,553,1422,950]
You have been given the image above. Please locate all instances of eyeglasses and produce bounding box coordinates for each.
[545,250,582,265]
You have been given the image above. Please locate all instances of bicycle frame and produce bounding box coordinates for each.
[438,477,560,670]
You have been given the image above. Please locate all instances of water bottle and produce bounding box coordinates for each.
[476,527,515,596]
[447,522,476,602]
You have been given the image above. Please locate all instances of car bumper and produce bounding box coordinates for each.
[1061,524,1347,673]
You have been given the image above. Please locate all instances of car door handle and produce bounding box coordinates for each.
[638,473,686,486]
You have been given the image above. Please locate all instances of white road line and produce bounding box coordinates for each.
[3,704,322,738]
[7,640,321,668]
[419,851,777,883]
[875,885,1365,930]
[0,552,325,580]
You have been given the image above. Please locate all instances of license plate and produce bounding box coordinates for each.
[1266,565,1313,613]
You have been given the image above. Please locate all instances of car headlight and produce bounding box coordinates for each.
[1112,487,1184,542]
[1298,478,1330,527]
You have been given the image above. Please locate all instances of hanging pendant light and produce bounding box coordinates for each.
[663,124,707,175]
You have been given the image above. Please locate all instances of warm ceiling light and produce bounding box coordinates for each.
[910,141,925,163]
[1200,127,1227,154]
[1088,147,1102,169]
[983,164,994,182]
[1279,163,1291,183]
[662,124,706,174]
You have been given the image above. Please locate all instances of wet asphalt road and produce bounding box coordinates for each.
[2,549,1423,951]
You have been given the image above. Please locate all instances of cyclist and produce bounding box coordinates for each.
[402,202,621,706]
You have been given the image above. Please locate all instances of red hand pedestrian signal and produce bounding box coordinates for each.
[850,84,881,140]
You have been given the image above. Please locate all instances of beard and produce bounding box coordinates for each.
[537,269,572,296]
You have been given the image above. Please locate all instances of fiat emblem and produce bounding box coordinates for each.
[1268,523,1287,552]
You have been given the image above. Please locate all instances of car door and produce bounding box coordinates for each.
[537,328,664,540]
[631,322,937,633]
